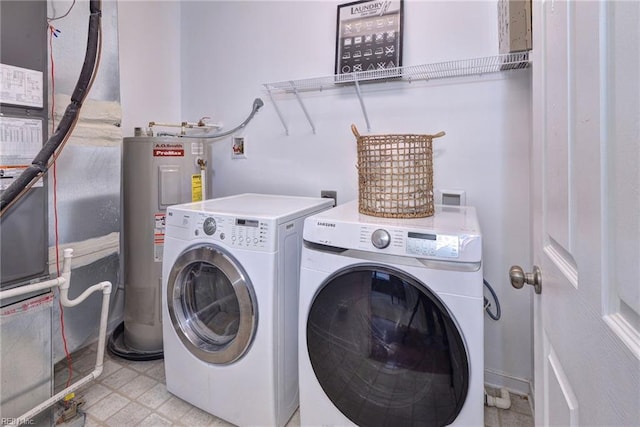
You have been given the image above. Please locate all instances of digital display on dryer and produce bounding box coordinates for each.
[236,219,259,227]
[407,232,437,240]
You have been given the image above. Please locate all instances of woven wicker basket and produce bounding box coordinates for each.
[353,124,445,218]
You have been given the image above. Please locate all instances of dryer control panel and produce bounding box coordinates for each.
[358,225,460,259]
[166,210,276,252]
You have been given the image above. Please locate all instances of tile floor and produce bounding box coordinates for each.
[54,343,533,427]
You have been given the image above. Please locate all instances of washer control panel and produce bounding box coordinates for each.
[168,210,275,251]
[227,218,268,249]
[202,217,217,235]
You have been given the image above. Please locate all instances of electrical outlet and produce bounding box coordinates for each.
[436,189,466,206]
[321,190,337,207]
[231,136,246,159]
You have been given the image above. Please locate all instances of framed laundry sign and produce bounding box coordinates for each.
[335,0,404,77]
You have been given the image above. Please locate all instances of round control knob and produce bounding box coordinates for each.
[371,229,391,249]
[203,217,217,236]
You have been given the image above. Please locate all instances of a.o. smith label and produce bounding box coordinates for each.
[153,143,184,157]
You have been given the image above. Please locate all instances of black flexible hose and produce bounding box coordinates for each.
[0,1,102,214]
[483,278,501,321]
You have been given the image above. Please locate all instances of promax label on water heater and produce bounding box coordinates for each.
[153,143,184,157]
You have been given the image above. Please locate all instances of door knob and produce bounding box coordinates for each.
[509,265,542,294]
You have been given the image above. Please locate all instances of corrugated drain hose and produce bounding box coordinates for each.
[0,0,102,216]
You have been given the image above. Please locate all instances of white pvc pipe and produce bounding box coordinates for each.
[0,275,65,300]
[0,249,112,427]
[485,387,512,410]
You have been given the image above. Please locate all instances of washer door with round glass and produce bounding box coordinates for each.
[307,265,469,427]
[167,244,257,365]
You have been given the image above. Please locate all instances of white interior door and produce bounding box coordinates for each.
[530,1,640,425]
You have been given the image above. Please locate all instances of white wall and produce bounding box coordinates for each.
[118,0,182,137]
[118,0,533,394]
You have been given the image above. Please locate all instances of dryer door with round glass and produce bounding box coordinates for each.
[167,244,257,365]
[306,264,469,427]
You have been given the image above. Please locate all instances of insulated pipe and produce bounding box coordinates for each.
[485,387,512,410]
[0,249,112,427]
[148,121,222,132]
[157,98,264,140]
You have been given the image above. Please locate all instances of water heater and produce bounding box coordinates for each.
[117,133,206,357]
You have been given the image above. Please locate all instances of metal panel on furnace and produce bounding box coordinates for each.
[0,1,53,425]
[0,0,49,292]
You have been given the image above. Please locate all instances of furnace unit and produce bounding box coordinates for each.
[0,1,52,425]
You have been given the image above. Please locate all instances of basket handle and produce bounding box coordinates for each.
[431,131,446,139]
[351,124,360,139]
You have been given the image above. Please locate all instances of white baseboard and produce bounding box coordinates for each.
[484,368,532,397]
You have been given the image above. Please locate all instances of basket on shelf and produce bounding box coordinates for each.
[352,124,445,218]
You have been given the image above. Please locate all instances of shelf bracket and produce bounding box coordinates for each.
[262,53,531,136]
[290,81,315,134]
[353,77,371,132]
[266,88,289,136]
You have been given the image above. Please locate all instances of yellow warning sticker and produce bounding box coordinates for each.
[192,174,202,202]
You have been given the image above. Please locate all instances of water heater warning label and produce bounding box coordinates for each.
[154,213,166,262]
[191,174,202,202]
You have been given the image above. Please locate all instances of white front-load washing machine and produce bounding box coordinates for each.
[162,193,333,427]
[299,200,484,427]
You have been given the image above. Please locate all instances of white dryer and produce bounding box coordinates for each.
[162,193,333,427]
[299,200,484,427]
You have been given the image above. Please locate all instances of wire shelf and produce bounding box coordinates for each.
[263,52,530,134]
